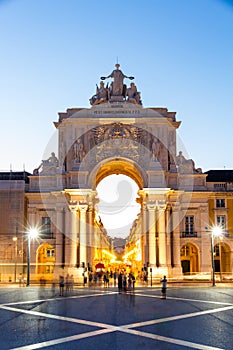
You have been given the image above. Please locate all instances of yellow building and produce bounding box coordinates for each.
[1,64,233,283]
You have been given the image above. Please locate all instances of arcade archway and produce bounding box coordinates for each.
[181,243,199,275]
[36,243,55,281]
[214,242,231,278]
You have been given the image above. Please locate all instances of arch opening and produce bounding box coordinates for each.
[181,243,200,275]
[96,174,140,240]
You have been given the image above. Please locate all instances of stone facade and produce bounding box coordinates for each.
[1,65,233,283]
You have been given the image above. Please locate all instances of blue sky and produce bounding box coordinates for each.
[1,0,233,173]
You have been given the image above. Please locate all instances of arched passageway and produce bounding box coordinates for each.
[36,244,55,281]
[181,243,199,275]
[214,243,231,278]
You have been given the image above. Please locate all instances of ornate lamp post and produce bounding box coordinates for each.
[12,236,17,283]
[26,228,39,286]
[211,226,222,287]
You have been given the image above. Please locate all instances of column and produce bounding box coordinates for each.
[87,205,94,267]
[165,206,172,268]
[147,202,156,267]
[56,208,65,267]
[141,203,148,266]
[69,205,78,267]
[78,204,88,267]
[172,208,182,274]
[158,206,167,267]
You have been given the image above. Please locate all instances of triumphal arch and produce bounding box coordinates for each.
[27,64,208,281]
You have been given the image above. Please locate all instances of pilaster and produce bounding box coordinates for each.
[158,205,167,267]
[78,203,88,267]
[147,202,156,267]
[69,202,79,267]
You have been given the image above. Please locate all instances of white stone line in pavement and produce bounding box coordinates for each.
[123,304,233,329]
[132,292,233,306]
[10,328,115,350]
[1,291,117,306]
[0,305,119,330]
[120,328,224,350]
[5,303,227,350]
[2,291,232,350]
[1,302,231,350]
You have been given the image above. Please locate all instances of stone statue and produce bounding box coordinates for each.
[126,82,142,105]
[101,63,134,96]
[47,152,59,166]
[33,152,59,175]
[151,138,161,160]
[176,151,195,173]
[74,138,85,162]
[89,81,109,105]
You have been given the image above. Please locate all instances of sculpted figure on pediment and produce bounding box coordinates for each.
[89,81,109,106]
[74,138,85,163]
[101,63,134,97]
[89,63,142,104]
[33,152,59,175]
[151,138,161,160]
[126,82,142,105]
[176,151,195,173]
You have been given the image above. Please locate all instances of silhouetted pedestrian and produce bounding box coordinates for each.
[161,275,167,299]
[118,273,123,293]
[59,275,64,296]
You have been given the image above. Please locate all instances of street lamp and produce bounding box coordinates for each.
[26,228,39,286]
[12,236,17,283]
[211,226,222,287]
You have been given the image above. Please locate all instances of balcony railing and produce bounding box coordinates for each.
[181,232,198,238]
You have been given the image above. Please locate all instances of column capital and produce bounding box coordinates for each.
[78,202,88,212]
[69,200,78,212]
[147,200,156,211]
[158,205,167,212]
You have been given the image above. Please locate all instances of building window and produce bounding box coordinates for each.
[46,265,54,274]
[214,184,226,190]
[41,217,52,238]
[181,245,190,257]
[46,248,54,257]
[216,199,225,208]
[185,216,194,234]
[216,215,226,230]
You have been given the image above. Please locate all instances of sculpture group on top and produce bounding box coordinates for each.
[90,63,142,106]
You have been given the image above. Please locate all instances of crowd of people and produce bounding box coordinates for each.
[59,274,74,296]
[22,270,167,299]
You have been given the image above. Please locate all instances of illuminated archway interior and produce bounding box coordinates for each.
[96,174,140,239]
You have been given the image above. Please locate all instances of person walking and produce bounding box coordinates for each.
[59,275,64,296]
[118,273,123,293]
[113,271,117,287]
[161,275,167,299]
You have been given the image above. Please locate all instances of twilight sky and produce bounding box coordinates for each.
[1,0,233,237]
[0,0,233,172]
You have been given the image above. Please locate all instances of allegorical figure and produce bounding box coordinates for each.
[101,63,134,96]
[89,81,109,105]
[176,151,195,173]
[126,82,142,104]
[151,138,161,160]
[74,138,85,162]
[33,152,59,175]
[47,152,59,166]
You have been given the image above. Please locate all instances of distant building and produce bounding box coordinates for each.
[0,172,30,282]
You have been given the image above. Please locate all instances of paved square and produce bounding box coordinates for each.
[0,286,233,349]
